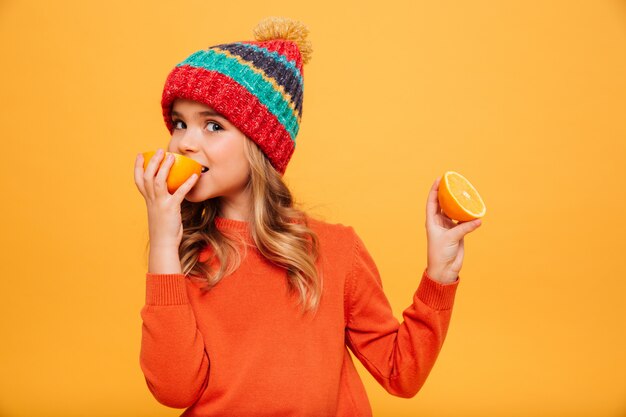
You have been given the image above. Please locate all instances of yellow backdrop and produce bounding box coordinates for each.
[1,0,625,416]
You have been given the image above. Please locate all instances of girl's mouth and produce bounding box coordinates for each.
[201,166,209,174]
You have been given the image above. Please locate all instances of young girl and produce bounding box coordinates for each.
[134,16,482,417]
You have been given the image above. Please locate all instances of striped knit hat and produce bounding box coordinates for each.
[161,17,312,174]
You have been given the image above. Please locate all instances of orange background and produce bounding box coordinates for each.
[1,1,625,416]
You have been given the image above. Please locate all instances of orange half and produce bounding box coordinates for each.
[142,151,202,194]
[437,171,486,221]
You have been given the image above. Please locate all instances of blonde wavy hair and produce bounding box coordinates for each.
[174,138,322,314]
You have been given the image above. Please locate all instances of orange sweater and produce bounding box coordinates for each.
[139,217,459,417]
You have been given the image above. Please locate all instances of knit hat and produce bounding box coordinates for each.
[161,17,312,174]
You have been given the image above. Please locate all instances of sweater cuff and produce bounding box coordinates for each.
[145,273,189,306]
[416,269,459,311]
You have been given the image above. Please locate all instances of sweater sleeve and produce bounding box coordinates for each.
[139,273,210,408]
[344,230,459,398]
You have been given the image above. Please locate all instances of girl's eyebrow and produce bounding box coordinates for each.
[171,110,225,119]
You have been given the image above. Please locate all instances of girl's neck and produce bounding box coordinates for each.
[218,188,252,222]
[217,194,253,222]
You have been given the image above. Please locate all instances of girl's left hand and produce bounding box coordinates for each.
[425,177,482,284]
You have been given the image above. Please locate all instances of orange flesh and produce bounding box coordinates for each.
[446,173,485,216]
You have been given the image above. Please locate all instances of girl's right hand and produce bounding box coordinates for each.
[133,149,200,249]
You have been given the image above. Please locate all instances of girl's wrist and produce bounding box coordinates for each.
[148,235,181,250]
[148,245,182,274]
[426,267,457,285]
[150,241,180,250]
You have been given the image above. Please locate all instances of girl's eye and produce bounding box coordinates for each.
[207,122,222,132]
[171,120,222,132]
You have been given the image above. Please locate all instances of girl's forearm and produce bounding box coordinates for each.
[149,244,183,274]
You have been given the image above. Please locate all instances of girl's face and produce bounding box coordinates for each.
[167,98,252,218]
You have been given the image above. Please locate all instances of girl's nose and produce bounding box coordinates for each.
[177,129,202,153]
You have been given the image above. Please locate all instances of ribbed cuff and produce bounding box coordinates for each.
[416,269,459,311]
[145,273,189,306]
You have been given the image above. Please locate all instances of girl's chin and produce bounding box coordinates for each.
[183,188,213,203]
[182,180,208,202]
[184,194,210,203]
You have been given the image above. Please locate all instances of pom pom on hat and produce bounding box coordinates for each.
[253,16,313,65]
[161,16,312,174]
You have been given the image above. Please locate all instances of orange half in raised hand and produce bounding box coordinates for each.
[142,151,202,194]
[437,171,486,221]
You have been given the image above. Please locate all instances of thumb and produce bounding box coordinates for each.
[173,173,200,201]
[450,218,482,241]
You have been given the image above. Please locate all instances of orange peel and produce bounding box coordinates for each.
[142,151,202,194]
